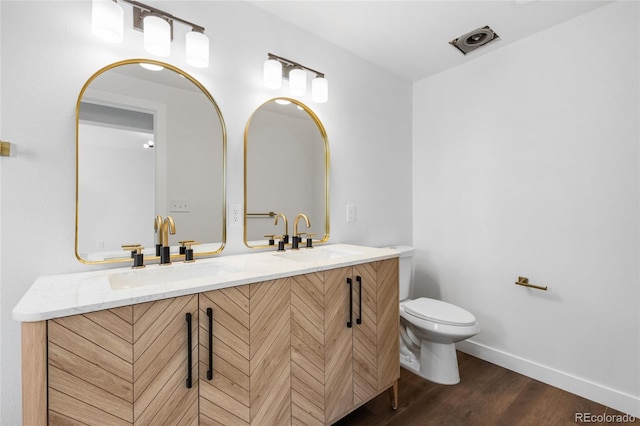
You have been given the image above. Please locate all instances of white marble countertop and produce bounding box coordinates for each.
[13,244,399,322]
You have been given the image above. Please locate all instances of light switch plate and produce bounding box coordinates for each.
[230,203,242,228]
[170,200,190,212]
[346,204,356,222]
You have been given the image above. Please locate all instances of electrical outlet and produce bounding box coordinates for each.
[170,200,190,212]
[229,203,242,227]
[346,204,356,223]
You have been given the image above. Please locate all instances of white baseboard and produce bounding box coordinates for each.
[456,340,640,418]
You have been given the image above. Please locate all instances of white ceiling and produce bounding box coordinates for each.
[250,0,612,82]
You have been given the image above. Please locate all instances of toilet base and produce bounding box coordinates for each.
[420,340,460,385]
[399,339,461,385]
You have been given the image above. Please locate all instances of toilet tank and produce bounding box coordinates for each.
[388,246,414,300]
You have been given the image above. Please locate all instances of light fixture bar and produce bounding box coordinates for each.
[91,0,209,67]
[267,53,324,79]
[134,7,173,41]
[264,52,328,103]
[122,0,205,33]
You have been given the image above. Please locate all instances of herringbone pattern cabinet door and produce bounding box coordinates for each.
[48,295,199,426]
[249,278,291,425]
[199,286,251,426]
[324,267,354,424]
[376,258,400,389]
[132,294,199,425]
[352,262,378,406]
[48,306,134,425]
[291,272,326,425]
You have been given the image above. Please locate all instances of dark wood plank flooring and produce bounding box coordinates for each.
[334,352,638,426]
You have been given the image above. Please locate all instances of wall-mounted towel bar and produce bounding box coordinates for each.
[247,212,276,218]
[515,276,547,291]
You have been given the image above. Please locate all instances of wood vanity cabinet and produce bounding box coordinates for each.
[47,294,199,425]
[199,278,292,425]
[46,279,293,426]
[292,258,399,425]
[25,257,398,426]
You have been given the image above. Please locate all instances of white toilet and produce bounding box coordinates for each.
[393,246,480,385]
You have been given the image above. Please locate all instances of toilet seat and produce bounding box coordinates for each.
[404,297,476,326]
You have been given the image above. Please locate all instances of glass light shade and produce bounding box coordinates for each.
[311,76,328,103]
[91,0,124,43]
[263,59,282,89]
[186,31,209,68]
[143,15,171,57]
[289,68,307,96]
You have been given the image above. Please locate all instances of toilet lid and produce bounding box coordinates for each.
[404,298,476,326]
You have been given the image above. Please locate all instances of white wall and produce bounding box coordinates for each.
[413,1,639,416]
[0,1,3,418]
[0,1,413,423]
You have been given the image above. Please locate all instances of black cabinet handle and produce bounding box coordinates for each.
[207,307,213,380]
[356,276,362,325]
[347,277,353,328]
[186,312,193,389]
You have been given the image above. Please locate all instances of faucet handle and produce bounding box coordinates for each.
[122,244,145,268]
[273,235,286,252]
[183,242,201,263]
[122,244,142,258]
[179,240,196,255]
[305,233,317,248]
[264,234,276,246]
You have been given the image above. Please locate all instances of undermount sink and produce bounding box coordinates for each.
[274,245,365,262]
[108,262,238,290]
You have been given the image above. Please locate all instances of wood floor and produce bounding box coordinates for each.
[334,352,638,426]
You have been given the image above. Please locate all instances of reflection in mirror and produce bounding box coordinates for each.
[76,59,226,264]
[244,98,329,248]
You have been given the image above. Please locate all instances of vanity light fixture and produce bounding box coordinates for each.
[263,53,328,103]
[311,75,328,103]
[143,14,171,57]
[185,28,210,68]
[263,57,283,89]
[91,0,210,68]
[288,68,307,96]
[92,0,124,43]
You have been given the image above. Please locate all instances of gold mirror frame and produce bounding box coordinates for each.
[75,59,227,264]
[243,97,330,249]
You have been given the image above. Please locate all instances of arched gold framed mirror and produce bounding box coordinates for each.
[244,97,329,248]
[76,59,226,264]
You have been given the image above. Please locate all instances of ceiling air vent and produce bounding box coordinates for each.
[449,25,499,55]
